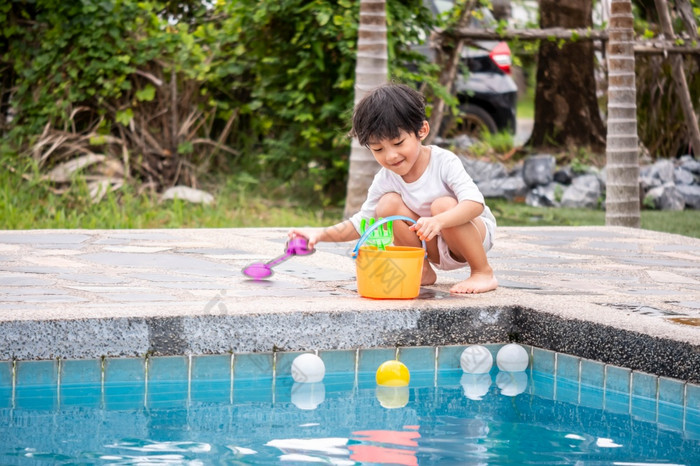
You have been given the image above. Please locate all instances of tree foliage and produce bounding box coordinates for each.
[0,0,434,203]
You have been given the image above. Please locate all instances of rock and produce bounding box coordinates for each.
[161,186,215,205]
[560,175,602,208]
[648,159,675,184]
[677,184,700,209]
[553,166,573,185]
[679,155,700,175]
[477,176,528,200]
[645,183,685,211]
[522,154,555,187]
[674,167,695,185]
[526,183,565,207]
[460,157,508,184]
[640,175,663,193]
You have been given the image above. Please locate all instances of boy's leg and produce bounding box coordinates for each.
[375,193,439,285]
[431,197,498,294]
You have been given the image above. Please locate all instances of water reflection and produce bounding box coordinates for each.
[291,382,325,410]
[460,373,492,400]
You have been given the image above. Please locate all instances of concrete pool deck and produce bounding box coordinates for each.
[0,226,699,382]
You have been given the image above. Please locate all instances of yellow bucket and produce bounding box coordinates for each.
[352,216,426,299]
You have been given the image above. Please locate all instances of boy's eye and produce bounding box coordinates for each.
[370,146,382,152]
[394,139,404,146]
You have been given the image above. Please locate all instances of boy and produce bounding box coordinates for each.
[290,83,497,294]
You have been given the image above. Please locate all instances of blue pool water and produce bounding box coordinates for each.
[1,346,699,465]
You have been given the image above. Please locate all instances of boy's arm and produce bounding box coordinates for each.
[410,200,483,242]
[289,220,360,249]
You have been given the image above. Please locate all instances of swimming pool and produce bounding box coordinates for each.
[1,344,698,464]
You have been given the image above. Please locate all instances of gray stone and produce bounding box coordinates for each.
[459,157,508,183]
[640,175,662,193]
[161,186,214,205]
[674,166,696,185]
[645,183,686,211]
[477,176,528,200]
[648,159,675,184]
[522,154,556,187]
[525,182,565,207]
[677,184,700,209]
[553,166,573,185]
[679,155,700,175]
[560,174,602,208]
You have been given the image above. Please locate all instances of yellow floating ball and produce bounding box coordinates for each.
[375,360,410,387]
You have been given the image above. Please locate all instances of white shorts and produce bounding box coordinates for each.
[433,216,496,271]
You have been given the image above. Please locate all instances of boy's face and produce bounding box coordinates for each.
[366,121,430,180]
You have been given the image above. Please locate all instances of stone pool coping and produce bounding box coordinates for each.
[0,226,698,382]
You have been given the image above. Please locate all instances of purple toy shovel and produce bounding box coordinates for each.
[242,236,314,279]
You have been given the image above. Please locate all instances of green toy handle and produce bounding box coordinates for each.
[352,215,427,258]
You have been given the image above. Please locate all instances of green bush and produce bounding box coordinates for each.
[0,0,436,205]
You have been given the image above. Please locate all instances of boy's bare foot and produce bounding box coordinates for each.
[450,273,498,294]
[421,263,437,286]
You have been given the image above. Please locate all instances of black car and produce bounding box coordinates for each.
[419,1,518,139]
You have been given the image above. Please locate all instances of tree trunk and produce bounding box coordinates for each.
[530,0,606,152]
[605,0,640,227]
[425,0,475,145]
[653,0,700,157]
[343,0,388,218]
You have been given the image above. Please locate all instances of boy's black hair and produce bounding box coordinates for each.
[349,83,427,146]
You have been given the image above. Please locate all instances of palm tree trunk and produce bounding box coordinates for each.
[605,0,640,227]
[343,0,388,218]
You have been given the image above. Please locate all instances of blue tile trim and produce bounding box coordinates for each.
[397,346,434,373]
[687,382,700,411]
[319,349,356,374]
[275,351,309,378]
[580,359,605,389]
[437,345,466,370]
[658,376,685,405]
[0,361,12,388]
[191,354,231,381]
[234,352,273,379]
[632,371,657,400]
[104,357,145,383]
[16,360,58,386]
[532,347,556,374]
[606,365,631,394]
[61,359,102,385]
[358,347,395,373]
[556,353,580,381]
[148,355,188,382]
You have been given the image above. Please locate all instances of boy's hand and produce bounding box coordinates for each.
[288,229,321,250]
[409,217,442,242]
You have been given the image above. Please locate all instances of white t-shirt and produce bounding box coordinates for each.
[349,145,496,232]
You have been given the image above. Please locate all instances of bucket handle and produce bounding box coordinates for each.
[352,215,427,259]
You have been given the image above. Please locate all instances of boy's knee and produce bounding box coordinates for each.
[376,192,405,216]
[430,196,457,215]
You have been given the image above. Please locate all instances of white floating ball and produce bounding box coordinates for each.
[496,371,528,397]
[460,345,494,374]
[496,344,529,372]
[291,382,325,410]
[460,373,492,401]
[291,353,325,383]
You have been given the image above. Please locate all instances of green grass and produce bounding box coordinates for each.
[516,83,535,121]
[489,199,700,238]
[0,161,341,229]
[1,156,697,237]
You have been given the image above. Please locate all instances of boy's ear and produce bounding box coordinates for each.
[418,120,430,140]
